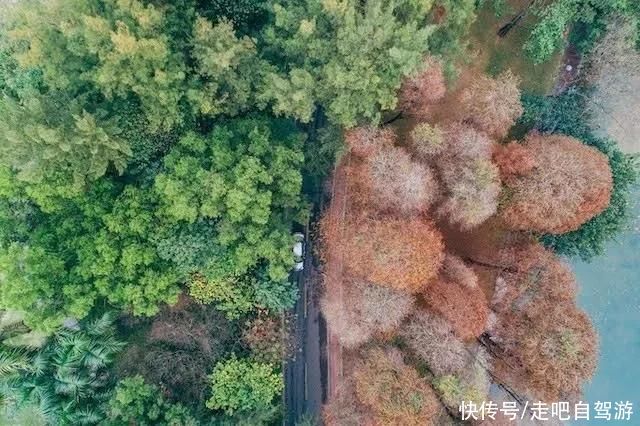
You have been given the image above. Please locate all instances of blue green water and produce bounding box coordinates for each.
[572,186,640,424]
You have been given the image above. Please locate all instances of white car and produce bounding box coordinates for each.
[293,232,305,271]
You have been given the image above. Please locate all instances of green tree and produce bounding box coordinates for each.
[188,17,267,117]
[199,0,268,33]
[515,89,638,259]
[188,270,298,319]
[0,117,305,328]
[0,84,131,211]
[0,244,85,332]
[523,0,640,63]
[107,375,198,426]
[188,273,256,319]
[154,117,306,283]
[77,185,182,317]
[206,357,283,415]
[0,0,183,207]
[427,0,476,76]
[259,0,436,126]
[0,180,182,329]
[0,0,287,210]
[7,0,188,131]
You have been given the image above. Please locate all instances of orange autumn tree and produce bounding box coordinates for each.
[344,126,440,215]
[320,279,415,348]
[490,244,597,402]
[422,279,487,341]
[501,134,613,234]
[492,141,537,181]
[492,244,577,314]
[320,61,608,422]
[493,303,597,402]
[323,380,375,426]
[337,215,444,292]
[441,253,479,289]
[353,348,441,426]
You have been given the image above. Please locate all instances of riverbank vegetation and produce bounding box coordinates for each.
[318,2,638,424]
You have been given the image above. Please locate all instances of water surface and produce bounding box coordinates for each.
[573,186,640,423]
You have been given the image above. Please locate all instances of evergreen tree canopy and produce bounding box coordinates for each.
[259,0,437,126]
[525,0,640,63]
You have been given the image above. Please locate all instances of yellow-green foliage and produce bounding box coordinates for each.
[433,374,484,409]
[188,273,254,320]
[207,357,283,415]
[410,123,446,158]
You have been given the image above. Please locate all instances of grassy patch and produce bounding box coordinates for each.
[468,0,563,95]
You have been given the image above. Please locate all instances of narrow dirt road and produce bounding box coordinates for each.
[321,156,351,401]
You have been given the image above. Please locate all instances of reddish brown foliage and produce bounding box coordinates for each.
[345,126,396,158]
[492,142,537,181]
[242,311,294,364]
[323,380,375,426]
[401,310,468,376]
[459,70,523,138]
[493,303,598,402]
[501,134,613,234]
[320,279,415,348]
[437,161,501,230]
[320,69,604,412]
[441,254,479,289]
[489,244,597,401]
[353,348,440,425]
[422,275,489,341]
[349,145,440,215]
[441,122,494,160]
[398,57,446,118]
[337,215,444,292]
[491,243,577,316]
[117,298,237,408]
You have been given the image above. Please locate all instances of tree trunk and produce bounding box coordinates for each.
[463,256,517,273]
[497,0,536,38]
[382,111,403,125]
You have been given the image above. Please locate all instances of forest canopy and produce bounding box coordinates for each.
[0,0,637,424]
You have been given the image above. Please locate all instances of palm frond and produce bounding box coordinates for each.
[80,345,109,371]
[36,391,60,422]
[80,338,123,371]
[68,406,104,425]
[3,331,49,350]
[84,312,117,338]
[0,312,123,426]
[92,389,114,404]
[53,371,90,399]
[51,337,84,370]
[19,379,50,403]
[0,349,30,377]
[28,352,49,378]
